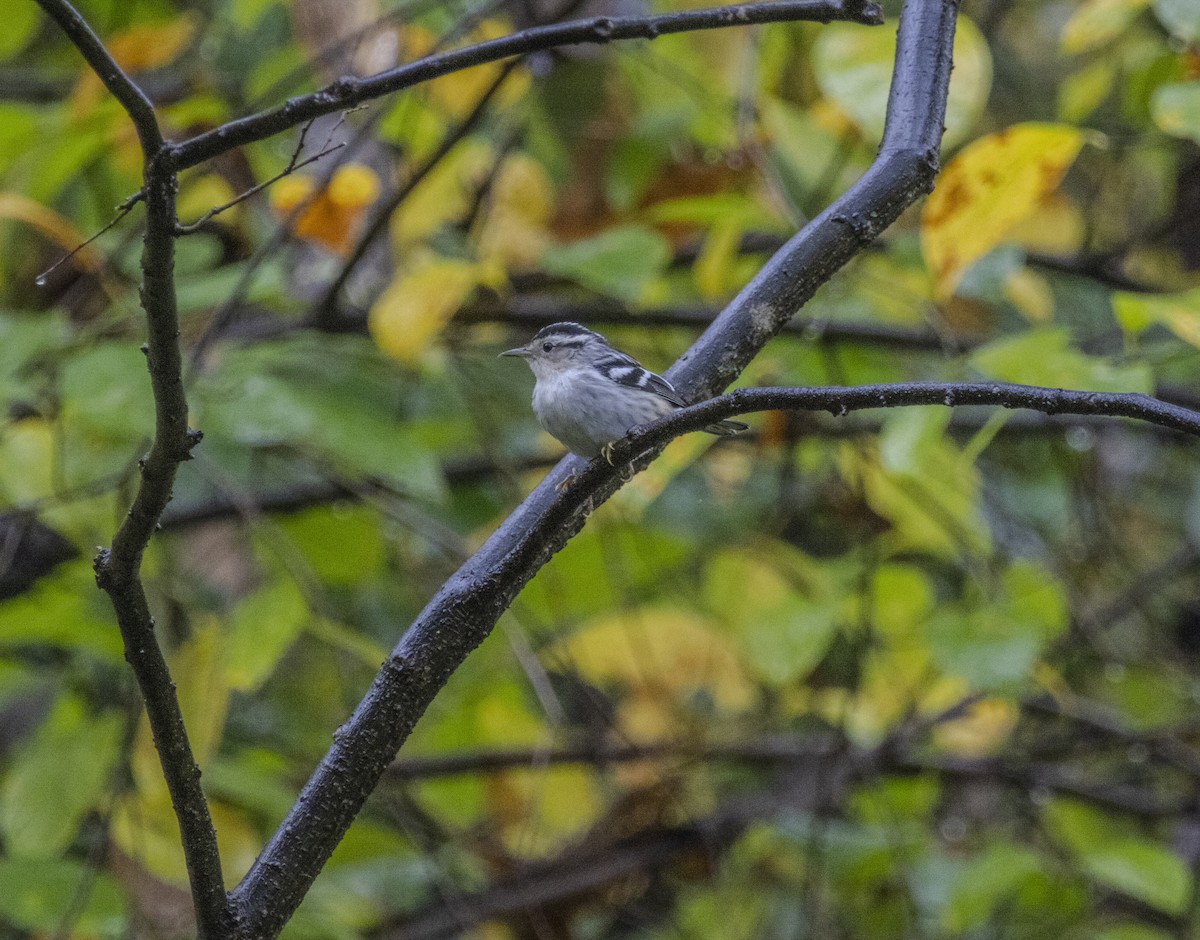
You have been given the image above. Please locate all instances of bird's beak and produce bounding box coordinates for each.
[499,345,529,358]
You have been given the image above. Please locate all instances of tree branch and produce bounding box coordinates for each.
[226,1,955,935]
[599,383,1200,467]
[36,1,231,936]
[169,0,883,171]
[32,0,161,152]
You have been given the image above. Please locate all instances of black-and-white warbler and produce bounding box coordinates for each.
[500,322,747,463]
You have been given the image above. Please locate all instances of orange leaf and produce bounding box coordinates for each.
[268,164,381,255]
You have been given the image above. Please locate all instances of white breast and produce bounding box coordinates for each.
[532,367,675,458]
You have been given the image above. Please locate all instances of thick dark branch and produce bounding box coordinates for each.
[227,2,953,935]
[170,0,883,171]
[33,0,161,152]
[92,142,232,940]
[38,1,231,935]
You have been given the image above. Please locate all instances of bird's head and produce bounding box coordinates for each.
[499,322,609,380]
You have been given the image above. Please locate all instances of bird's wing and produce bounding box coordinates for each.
[593,352,685,407]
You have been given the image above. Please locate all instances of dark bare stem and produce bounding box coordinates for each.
[35,0,231,936]
[171,0,884,171]
[226,1,951,935]
[176,141,346,234]
[35,190,144,284]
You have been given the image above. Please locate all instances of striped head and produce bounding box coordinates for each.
[499,322,612,381]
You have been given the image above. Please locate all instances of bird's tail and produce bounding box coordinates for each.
[703,419,749,436]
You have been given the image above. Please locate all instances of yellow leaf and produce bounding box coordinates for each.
[110,619,256,887]
[177,174,239,227]
[921,123,1086,301]
[0,418,55,503]
[1003,267,1055,322]
[615,434,711,512]
[1061,0,1151,54]
[488,766,600,858]
[1006,192,1086,255]
[694,219,743,300]
[476,153,554,271]
[0,193,101,272]
[369,254,483,363]
[392,141,493,245]
[1112,288,1200,347]
[547,607,755,724]
[934,697,1019,757]
[400,19,530,119]
[1058,60,1117,122]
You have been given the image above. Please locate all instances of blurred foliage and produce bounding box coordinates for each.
[1,0,1200,937]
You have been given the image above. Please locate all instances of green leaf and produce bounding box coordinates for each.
[59,342,155,442]
[943,843,1043,932]
[0,311,69,406]
[0,104,39,176]
[1043,798,1129,855]
[0,858,126,935]
[0,561,124,662]
[273,506,385,586]
[0,695,123,858]
[871,564,934,638]
[1058,60,1117,122]
[812,14,992,149]
[1060,0,1151,54]
[1150,81,1200,144]
[1113,287,1200,343]
[1081,840,1191,915]
[971,329,1153,393]
[541,226,671,304]
[225,580,310,692]
[1094,925,1174,940]
[925,562,1065,688]
[0,2,39,59]
[705,547,843,686]
[1154,0,1200,40]
[197,335,444,500]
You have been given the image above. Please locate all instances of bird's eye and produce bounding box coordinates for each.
[542,342,553,353]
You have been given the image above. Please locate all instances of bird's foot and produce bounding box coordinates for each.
[600,441,618,465]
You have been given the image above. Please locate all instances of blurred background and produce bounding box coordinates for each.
[2,0,1200,936]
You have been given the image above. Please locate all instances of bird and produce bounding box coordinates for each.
[500,322,747,468]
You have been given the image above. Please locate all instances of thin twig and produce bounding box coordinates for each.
[171,0,884,171]
[176,141,346,234]
[35,190,145,284]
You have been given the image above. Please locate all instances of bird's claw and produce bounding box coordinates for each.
[600,441,618,465]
